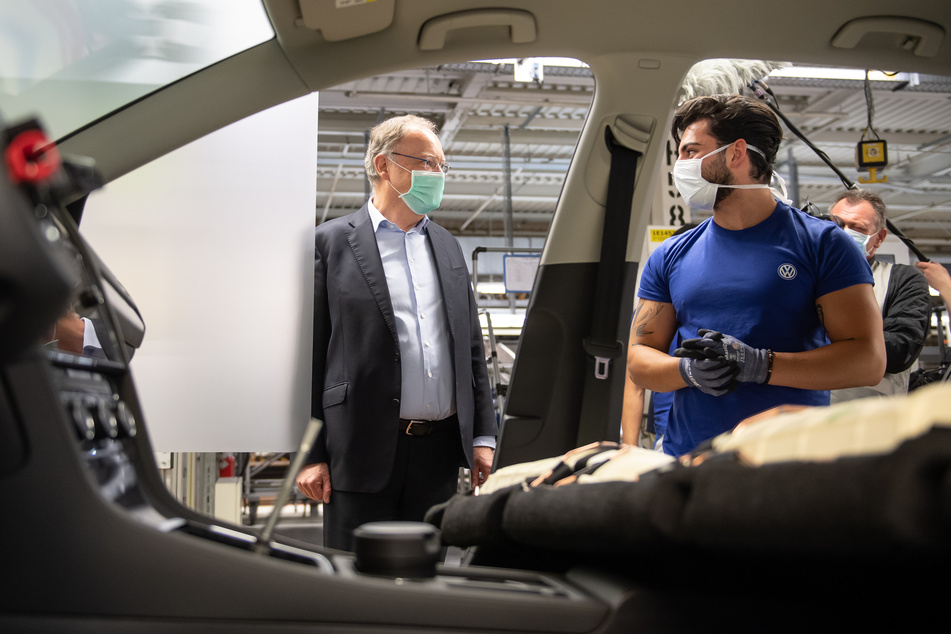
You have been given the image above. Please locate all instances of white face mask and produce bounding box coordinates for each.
[843,227,875,257]
[672,143,791,210]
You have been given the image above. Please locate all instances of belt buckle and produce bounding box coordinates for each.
[405,419,422,436]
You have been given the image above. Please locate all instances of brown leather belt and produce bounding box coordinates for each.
[399,414,457,436]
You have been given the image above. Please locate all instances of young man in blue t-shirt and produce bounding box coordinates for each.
[628,94,885,457]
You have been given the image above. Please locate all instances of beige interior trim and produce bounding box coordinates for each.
[832,16,945,57]
[297,0,395,42]
[418,9,537,51]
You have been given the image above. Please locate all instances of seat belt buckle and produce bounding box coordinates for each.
[583,338,623,381]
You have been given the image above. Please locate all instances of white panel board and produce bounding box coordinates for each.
[81,94,317,452]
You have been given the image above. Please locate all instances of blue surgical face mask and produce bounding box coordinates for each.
[387,157,445,215]
[843,227,874,257]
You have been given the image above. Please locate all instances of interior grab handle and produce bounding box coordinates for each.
[419,9,537,51]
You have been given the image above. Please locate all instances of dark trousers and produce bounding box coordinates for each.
[323,422,465,551]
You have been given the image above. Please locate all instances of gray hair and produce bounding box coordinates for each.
[832,189,887,232]
[364,115,438,188]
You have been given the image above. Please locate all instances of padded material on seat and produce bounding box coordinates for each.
[429,430,951,571]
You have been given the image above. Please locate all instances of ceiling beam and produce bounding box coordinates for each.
[438,71,494,146]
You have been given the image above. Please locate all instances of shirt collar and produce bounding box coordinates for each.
[368,197,429,234]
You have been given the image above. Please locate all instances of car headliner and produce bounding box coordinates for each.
[58,0,951,267]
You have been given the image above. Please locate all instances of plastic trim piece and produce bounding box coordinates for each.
[832,16,945,58]
[298,0,395,42]
[418,9,537,51]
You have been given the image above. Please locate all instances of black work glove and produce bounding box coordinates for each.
[676,355,740,396]
[676,329,770,385]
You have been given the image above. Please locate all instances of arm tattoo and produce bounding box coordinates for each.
[632,302,664,337]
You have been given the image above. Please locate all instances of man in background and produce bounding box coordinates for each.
[829,189,931,400]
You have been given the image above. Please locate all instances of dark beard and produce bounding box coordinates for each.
[705,153,734,207]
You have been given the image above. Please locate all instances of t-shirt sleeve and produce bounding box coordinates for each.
[637,242,672,303]
[815,228,875,298]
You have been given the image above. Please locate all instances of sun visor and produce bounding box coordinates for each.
[298,0,395,42]
[832,16,944,58]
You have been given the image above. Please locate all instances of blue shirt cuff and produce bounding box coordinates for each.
[473,435,496,449]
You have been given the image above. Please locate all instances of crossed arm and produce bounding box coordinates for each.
[627,283,886,393]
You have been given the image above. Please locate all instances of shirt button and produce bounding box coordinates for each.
[428,371,433,378]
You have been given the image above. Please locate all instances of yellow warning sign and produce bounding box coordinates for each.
[650,228,678,243]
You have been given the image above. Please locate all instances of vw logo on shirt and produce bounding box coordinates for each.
[777,263,798,280]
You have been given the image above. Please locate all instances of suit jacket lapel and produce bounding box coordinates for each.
[346,206,398,343]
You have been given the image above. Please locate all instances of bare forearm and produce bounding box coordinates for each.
[628,343,686,393]
[769,339,886,390]
[620,377,645,444]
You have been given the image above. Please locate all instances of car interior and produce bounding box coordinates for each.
[2,1,951,631]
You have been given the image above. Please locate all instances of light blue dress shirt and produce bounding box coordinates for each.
[368,200,495,449]
[368,200,454,420]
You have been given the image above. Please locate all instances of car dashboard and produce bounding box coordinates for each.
[0,117,647,634]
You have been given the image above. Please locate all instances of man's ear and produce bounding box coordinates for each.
[873,227,888,250]
[728,138,747,166]
[373,154,389,181]
[727,138,757,179]
[728,138,757,181]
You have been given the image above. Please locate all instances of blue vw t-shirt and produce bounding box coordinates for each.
[637,202,873,456]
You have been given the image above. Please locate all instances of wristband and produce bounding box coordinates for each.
[762,349,774,385]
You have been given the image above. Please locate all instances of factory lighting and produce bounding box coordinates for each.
[769,66,919,86]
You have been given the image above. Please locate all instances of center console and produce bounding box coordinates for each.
[0,118,644,632]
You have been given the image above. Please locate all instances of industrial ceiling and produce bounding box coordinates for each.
[316,61,951,257]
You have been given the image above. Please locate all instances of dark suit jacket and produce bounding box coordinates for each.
[880,262,931,374]
[307,205,497,493]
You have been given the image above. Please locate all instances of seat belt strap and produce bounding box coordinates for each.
[583,126,641,380]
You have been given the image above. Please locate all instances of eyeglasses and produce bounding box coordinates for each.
[390,152,451,174]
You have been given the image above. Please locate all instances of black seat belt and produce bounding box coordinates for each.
[578,126,641,444]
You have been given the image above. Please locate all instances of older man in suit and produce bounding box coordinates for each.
[296,115,497,551]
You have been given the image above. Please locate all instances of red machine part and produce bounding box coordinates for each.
[5,129,60,184]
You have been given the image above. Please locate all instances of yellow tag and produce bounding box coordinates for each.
[650,228,677,243]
